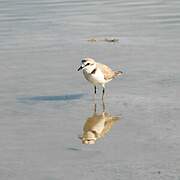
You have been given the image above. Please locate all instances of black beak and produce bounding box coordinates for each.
[78,63,87,71]
[77,66,83,71]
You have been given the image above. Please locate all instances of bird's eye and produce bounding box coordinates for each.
[86,63,90,65]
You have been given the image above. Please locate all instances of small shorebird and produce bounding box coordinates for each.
[77,57,123,99]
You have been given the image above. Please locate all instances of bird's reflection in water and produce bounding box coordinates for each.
[79,101,119,144]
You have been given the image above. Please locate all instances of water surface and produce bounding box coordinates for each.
[0,0,180,180]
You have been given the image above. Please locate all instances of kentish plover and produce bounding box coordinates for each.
[78,57,123,99]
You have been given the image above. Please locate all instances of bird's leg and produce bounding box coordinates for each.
[102,85,105,100]
[94,86,96,94]
[93,86,97,101]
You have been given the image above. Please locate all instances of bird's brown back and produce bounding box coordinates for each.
[97,63,120,80]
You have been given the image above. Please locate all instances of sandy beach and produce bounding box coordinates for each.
[0,0,180,179]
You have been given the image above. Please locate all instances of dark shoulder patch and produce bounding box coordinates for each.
[91,68,97,74]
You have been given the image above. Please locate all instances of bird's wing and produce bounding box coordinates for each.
[97,63,115,80]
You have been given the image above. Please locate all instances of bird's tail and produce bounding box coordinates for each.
[114,70,123,77]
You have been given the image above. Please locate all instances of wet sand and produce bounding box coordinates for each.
[0,0,180,179]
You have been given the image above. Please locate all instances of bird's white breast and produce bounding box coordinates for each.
[83,68,105,85]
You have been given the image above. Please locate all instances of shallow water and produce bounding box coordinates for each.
[0,0,180,180]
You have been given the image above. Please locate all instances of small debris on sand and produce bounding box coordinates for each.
[104,37,119,42]
[87,37,119,43]
[87,38,97,42]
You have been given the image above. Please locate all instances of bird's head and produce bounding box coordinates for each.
[78,57,96,73]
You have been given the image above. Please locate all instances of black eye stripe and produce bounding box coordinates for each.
[82,60,86,63]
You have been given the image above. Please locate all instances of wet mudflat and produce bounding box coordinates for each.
[0,0,180,179]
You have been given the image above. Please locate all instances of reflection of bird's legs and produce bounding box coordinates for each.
[93,102,97,115]
[102,99,106,112]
